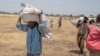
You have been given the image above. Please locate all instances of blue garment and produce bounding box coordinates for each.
[16,22,42,54]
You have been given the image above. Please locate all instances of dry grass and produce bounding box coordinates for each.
[0,15,89,56]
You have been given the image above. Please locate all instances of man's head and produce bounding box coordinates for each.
[83,16,88,23]
[96,14,100,23]
[27,21,38,28]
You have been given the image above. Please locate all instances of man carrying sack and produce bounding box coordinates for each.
[16,3,52,56]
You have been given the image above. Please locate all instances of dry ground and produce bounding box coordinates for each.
[0,15,89,56]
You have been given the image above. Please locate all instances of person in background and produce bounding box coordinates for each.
[76,16,89,56]
[89,19,95,24]
[86,14,100,56]
[16,12,44,56]
[50,16,54,28]
[58,16,62,28]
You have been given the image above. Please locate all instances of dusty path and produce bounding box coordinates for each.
[0,16,89,56]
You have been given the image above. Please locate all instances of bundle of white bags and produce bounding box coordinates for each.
[19,3,52,39]
[70,17,96,26]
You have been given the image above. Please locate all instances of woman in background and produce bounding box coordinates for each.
[86,14,100,56]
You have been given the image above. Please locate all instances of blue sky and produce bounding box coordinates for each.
[0,0,100,16]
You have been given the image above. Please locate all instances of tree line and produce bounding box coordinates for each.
[0,11,95,18]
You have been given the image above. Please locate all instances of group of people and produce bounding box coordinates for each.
[76,14,100,56]
[16,14,100,56]
[15,2,100,56]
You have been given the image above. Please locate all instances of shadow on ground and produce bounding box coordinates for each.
[69,50,87,54]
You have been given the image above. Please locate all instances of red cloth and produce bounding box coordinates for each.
[86,25,100,52]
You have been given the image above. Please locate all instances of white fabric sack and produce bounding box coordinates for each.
[20,3,41,23]
[20,3,41,15]
[20,6,41,16]
[88,18,96,22]
[39,14,52,39]
[70,17,96,26]
[20,13,40,23]
[70,17,84,26]
[20,3,52,39]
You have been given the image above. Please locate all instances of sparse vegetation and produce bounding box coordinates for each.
[0,14,89,56]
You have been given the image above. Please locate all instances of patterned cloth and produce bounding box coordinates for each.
[78,23,88,35]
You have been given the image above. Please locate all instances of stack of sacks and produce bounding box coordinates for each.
[70,17,96,26]
[20,3,52,39]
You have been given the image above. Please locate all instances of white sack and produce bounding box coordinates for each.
[19,3,52,39]
[20,13,40,23]
[20,3,41,15]
[39,14,52,39]
[70,17,96,26]
[20,3,41,23]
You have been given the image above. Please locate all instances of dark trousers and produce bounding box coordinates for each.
[27,53,40,56]
[77,34,85,54]
[58,23,61,28]
[50,24,53,28]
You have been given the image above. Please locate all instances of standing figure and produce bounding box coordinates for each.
[58,16,62,28]
[16,3,52,56]
[50,16,54,28]
[77,16,89,56]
